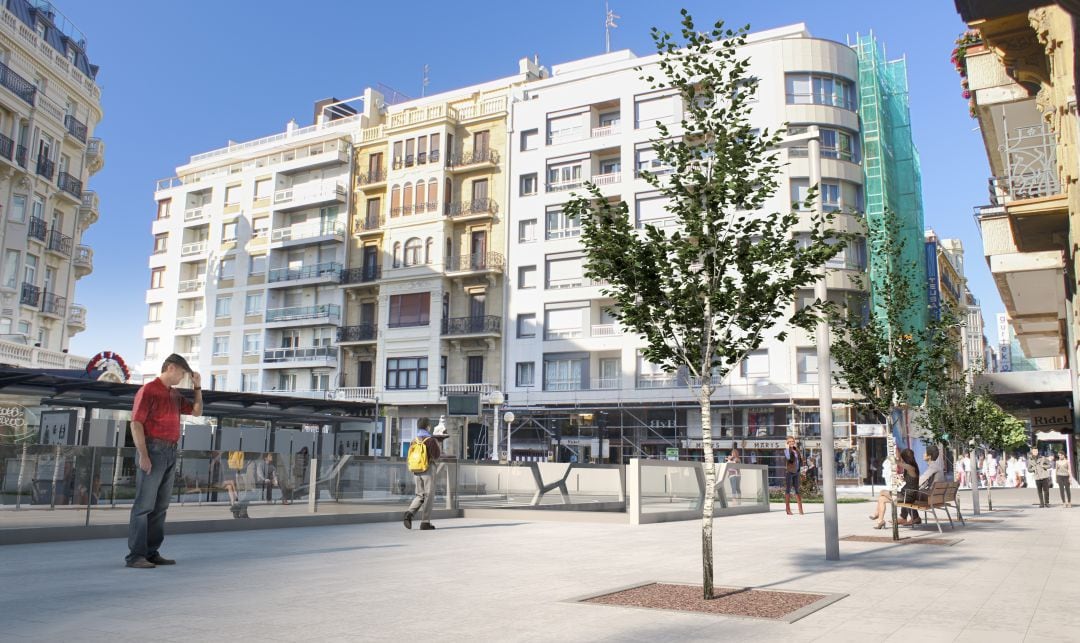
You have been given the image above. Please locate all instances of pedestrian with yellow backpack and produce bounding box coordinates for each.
[403,417,444,530]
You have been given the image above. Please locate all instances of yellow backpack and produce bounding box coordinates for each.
[228,451,245,471]
[407,438,429,473]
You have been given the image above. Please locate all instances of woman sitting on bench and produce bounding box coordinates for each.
[869,448,919,529]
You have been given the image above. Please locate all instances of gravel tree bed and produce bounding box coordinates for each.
[583,583,829,620]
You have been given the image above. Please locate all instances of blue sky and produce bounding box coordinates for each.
[60,0,990,365]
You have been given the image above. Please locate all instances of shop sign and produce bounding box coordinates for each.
[665,447,679,461]
[856,424,887,437]
[1031,407,1072,432]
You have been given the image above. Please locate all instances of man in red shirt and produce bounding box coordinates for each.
[125,354,202,568]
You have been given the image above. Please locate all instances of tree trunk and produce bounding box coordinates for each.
[700,382,715,600]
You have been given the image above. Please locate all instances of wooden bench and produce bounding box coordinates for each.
[895,480,964,533]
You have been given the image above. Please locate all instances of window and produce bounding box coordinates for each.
[516,362,535,387]
[211,373,228,391]
[518,265,536,289]
[392,241,401,267]
[153,233,168,254]
[599,158,621,176]
[254,178,271,200]
[388,293,430,327]
[3,250,19,288]
[740,349,769,377]
[147,302,162,322]
[797,348,818,384]
[31,195,43,222]
[243,332,261,355]
[545,255,585,289]
[790,179,857,213]
[245,292,263,315]
[10,195,26,223]
[17,320,29,335]
[404,237,422,266]
[145,338,159,358]
[784,73,856,110]
[599,111,620,128]
[222,221,238,242]
[597,358,621,389]
[543,355,586,391]
[636,194,674,228]
[249,254,267,275]
[150,267,165,289]
[213,335,230,356]
[547,114,582,143]
[520,128,538,151]
[156,198,171,220]
[218,257,235,279]
[386,357,428,389]
[23,254,37,286]
[634,93,676,128]
[517,313,536,338]
[312,372,331,391]
[224,184,240,205]
[241,372,259,392]
[544,305,585,340]
[637,353,674,388]
[518,218,537,243]
[545,206,579,239]
[215,295,232,318]
[820,128,858,162]
[252,217,269,238]
[520,173,538,196]
[547,162,582,191]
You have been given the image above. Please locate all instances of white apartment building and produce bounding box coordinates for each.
[0,0,102,368]
[144,104,357,395]
[504,25,871,474]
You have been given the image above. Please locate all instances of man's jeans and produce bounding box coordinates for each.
[126,441,177,562]
[407,468,435,522]
[1036,477,1052,506]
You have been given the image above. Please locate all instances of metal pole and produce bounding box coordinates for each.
[808,131,840,561]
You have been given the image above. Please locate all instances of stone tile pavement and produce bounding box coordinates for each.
[0,488,1076,642]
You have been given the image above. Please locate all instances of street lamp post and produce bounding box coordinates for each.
[489,390,504,461]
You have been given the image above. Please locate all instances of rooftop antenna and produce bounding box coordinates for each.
[604,1,619,53]
[421,64,430,97]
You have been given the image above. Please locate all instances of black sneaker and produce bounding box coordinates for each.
[126,557,156,569]
[403,512,413,530]
[419,522,435,530]
[147,555,175,565]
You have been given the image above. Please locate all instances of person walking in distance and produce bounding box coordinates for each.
[783,436,804,516]
[125,354,202,568]
[403,418,444,530]
[1032,447,1053,508]
[1055,451,1072,508]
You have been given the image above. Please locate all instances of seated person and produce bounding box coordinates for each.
[868,448,919,529]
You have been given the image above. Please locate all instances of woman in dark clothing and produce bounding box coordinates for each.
[869,448,919,529]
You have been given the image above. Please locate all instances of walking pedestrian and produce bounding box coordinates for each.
[125,354,202,569]
[1055,451,1072,508]
[783,436,804,516]
[403,418,445,530]
[1032,447,1053,507]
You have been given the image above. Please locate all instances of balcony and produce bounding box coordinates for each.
[354,213,384,235]
[46,229,73,257]
[268,262,341,285]
[15,145,26,168]
[57,171,82,199]
[265,304,341,324]
[27,216,47,243]
[334,387,377,401]
[445,252,505,274]
[270,220,346,246]
[175,317,202,330]
[35,157,54,180]
[0,133,12,162]
[445,198,498,220]
[86,137,104,174]
[446,148,500,171]
[591,172,621,186]
[592,124,619,138]
[636,373,682,389]
[547,176,585,192]
[67,304,86,330]
[178,280,205,296]
[263,346,337,365]
[40,292,66,318]
[79,191,99,227]
[272,182,346,211]
[590,324,621,337]
[337,323,377,343]
[441,315,501,336]
[63,114,88,143]
[181,241,207,257]
[340,266,381,286]
[73,245,93,277]
[592,377,621,390]
[184,207,208,224]
[547,276,607,290]
[0,60,35,105]
[439,383,497,398]
[356,168,386,187]
[19,283,39,307]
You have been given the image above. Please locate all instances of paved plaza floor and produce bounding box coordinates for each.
[0,488,1076,642]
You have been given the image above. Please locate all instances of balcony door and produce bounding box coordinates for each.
[360,301,375,326]
[469,293,485,319]
[362,245,378,278]
[357,361,373,387]
[471,178,488,209]
[467,356,484,384]
[470,230,486,268]
[473,130,489,155]
[368,152,382,175]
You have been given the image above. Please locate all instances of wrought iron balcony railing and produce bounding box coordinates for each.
[0,133,13,161]
[19,283,40,307]
[0,60,35,105]
[340,266,381,284]
[988,124,1061,205]
[57,171,82,198]
[35,157,54,180]
[446,251,504,272]
[64,114,88,143]
[356,168,386,186]
[27,217,47,242]
[337,323,377,342]
[445,198,498,217]
[41,292,66,316]
[46,229,73,256]
[446,148,499,168]
[441,315,501,336]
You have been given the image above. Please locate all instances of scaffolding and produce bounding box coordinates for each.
[854,34,930,356]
